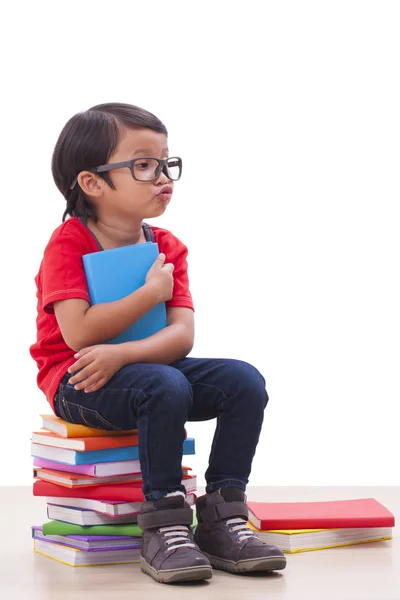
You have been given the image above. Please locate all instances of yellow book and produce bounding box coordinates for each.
[247,523,393,554]
[33,539,141,567]
[40,414,137,438]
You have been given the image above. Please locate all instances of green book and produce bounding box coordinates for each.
[43,509,197,537]
[42,520,142,537]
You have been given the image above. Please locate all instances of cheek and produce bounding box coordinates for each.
[129,181,150,199]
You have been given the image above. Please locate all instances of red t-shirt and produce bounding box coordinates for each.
[30,217,194,409]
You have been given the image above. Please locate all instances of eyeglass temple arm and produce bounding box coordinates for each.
[70,158,180,189]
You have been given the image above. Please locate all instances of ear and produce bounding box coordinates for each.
[76,171,104,198]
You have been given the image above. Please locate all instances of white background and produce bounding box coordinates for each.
[1,1,399,486]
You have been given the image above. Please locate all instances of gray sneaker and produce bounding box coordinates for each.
[137,495,212,584]
[194,487,287,574]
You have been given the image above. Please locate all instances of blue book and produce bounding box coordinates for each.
[82,242,167,344]
[31,438,195,465]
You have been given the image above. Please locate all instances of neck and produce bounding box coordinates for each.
[87,217,145,249]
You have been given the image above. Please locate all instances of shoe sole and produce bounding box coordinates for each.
[140,557,213,584]
[203,553,287,574]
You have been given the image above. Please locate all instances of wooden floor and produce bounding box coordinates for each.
[0,486,399,599]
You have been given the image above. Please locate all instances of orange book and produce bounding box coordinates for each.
[33,467,142,488]
[40,414,137,438]
[31,431,138,452]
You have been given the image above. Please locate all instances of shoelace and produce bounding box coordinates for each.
[225,517,257,543]
[159,525,196,552]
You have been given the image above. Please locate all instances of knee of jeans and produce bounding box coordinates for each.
[228,359,269,410]
[147,365,193,414]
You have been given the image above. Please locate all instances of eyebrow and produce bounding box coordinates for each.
[132,148,169,157]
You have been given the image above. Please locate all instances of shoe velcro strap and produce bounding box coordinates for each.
[138,507,193,530]
[202,501,248,522]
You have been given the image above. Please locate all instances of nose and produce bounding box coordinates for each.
[160,164,173,182]
[153,160,174,185]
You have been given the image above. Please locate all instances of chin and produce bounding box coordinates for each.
[153,204,169,217]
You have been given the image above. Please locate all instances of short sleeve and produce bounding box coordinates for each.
[156,230,194,311]
[42,232,91,314]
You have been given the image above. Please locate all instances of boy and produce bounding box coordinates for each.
[30,103,286,583]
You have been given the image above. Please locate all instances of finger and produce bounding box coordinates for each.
[72,371,102,392]
[162,263,174,273]
[75,371,104,391]
[74,346,95,359]
[84,377,108,394]
[68,353,95,375]
[152,253,165,269]
[69,364,97,387]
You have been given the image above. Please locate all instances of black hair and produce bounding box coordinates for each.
[51,103,168,222]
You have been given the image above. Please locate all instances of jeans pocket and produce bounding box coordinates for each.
[54,384,67,420]
[62,399,123,431]
[57,385,123,431]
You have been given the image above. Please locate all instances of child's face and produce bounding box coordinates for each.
[95,128,173,221]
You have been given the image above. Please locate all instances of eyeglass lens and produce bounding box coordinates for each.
[133,158,181,181]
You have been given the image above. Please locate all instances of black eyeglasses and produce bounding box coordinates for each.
[70,156,182,190]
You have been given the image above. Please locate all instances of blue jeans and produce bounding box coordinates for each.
[53,357,269,501]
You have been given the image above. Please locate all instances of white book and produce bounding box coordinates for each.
[47,504,139,525]
[47,496,142,516]
[47,492,197,517]
[32,432,96,451]
[253,527,393,553]
[34,538,141,567]
[183,476,197,493]
[31,442,81,464]
[91,460,141,476]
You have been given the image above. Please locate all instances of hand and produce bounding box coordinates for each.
[145,253,174,302]
[67,345,125,393]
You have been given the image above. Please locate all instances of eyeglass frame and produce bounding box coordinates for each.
[70,156,182,190]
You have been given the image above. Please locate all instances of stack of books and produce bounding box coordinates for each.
[31,414,197,567]
[247,498,395,554]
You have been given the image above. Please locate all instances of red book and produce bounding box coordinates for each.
[247,498,395,530]
[33,476,196,502]
[33,480,144,502]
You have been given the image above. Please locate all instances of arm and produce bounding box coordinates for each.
[53,251,173,352]
[42,229,171,351]
[67,231,194,392]
[54,283,161,352]
[119,306,195,366]
[68,307,195,392]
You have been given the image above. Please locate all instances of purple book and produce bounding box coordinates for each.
[32,526,142,552]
